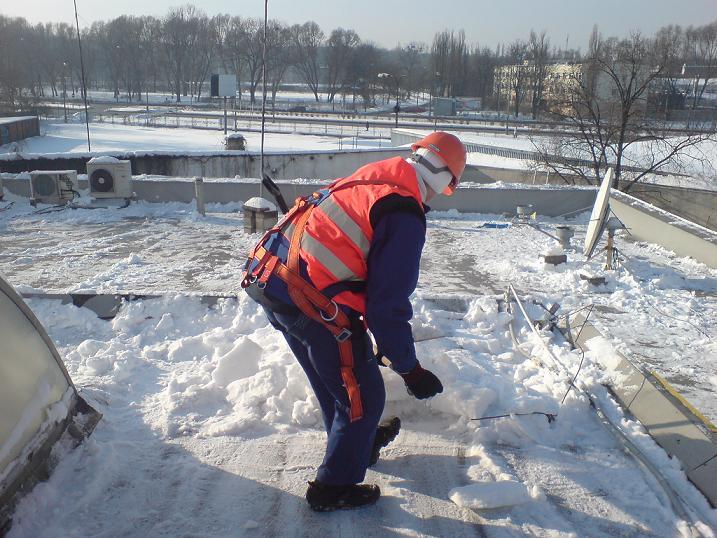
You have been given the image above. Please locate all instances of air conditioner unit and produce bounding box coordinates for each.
[86,157,132,199]
[29,170,78,206]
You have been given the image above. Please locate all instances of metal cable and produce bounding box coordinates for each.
[560,304,594,404]
[506,284,702,534]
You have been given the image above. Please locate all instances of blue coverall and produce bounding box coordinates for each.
[262,211,426,485]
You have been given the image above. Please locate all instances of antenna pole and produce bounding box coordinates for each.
[259,0,268,197]
[73,0,91,152]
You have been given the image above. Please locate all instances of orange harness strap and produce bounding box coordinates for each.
[286,206,363,422]
[244,199,364,422]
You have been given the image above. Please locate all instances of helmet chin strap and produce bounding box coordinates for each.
[406,149,453,202]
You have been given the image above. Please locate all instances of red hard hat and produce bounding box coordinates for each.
[411,131,466,195]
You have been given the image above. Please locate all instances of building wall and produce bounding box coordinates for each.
[0,148,410,181]
[0,117,40,146]
[493,62,650,115]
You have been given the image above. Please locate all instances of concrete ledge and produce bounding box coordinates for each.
[570,313,717,507]
[0,147,410,181]
[3,176,597,217]
[611,191,717,269]
[20,292,238,320]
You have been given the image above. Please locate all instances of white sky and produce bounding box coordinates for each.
[2,0,715,51]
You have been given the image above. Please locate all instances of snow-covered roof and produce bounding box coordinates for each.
[87,156,123,164]
[0,116,37,125]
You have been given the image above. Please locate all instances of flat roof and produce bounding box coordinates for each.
[0,116,37,125]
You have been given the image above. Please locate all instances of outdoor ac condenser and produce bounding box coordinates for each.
[86,157,133,199]
[29,170,78,206]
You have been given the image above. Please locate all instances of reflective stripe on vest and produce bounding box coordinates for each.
[299,157,424,313]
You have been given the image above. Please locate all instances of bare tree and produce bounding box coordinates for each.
[291,21,324,102]
[684,21,717,109]
[431,30,468,97]
[185,14,218,101]
[218,15,246,100]
[265,21,294,108]
[160,5,199,102]
[0,16,31,106]
[399,42,425,100]
[506,39,529,116]
[467,45,498,101]
[141,17,164,94]
[324,28,360,103]
[535,30,712,191]
[239,18,265,104]
[528,30,550,118]
[652,24,685,119]
[345,42,380,109]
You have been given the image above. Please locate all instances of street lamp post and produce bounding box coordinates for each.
[62,62,68,123]
[378,72,403,127]
[429,71,441,120]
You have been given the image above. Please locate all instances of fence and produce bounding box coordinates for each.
[391,129,687,176]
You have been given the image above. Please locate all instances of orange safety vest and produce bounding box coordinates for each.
[241,156,424,422]
[294,156,424,313]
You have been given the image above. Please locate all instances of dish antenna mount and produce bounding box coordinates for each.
[583,168,625,270]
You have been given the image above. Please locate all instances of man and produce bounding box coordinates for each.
[241,132,466,511]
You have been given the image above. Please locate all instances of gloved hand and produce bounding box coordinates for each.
[400,363,443,400]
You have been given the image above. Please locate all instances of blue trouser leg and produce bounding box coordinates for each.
[264,307,385,485]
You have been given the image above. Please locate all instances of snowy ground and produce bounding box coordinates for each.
[3,122,714,192]
[2,191,717,536]
[0,122,384,155]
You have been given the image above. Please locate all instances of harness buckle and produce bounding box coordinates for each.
[320,300,339,322]
[335,328,352,342]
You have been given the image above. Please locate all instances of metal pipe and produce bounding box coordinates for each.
[194,177,205,216]
[259,0,268,196]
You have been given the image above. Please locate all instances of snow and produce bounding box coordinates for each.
[2,134,717,533]
[244,197,277,211]
[449,480,543,509]
[428,129,717,191]
[0,116,36,125]
[0,388,73,486]
[86,155,122,164]
[5,286,715,536]
[0,121,382,155]
[0,383,65,473]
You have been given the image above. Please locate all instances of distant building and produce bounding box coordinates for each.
[493,61,649,116]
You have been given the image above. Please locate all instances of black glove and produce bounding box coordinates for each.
[400,363,443,400]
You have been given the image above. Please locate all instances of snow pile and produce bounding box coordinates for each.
[243,197,277,211]
[449,480,543,509]
[87,156,122,164]
[7,286,716,536]
[70,253,145,293]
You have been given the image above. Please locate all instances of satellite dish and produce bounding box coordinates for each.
[583,168,613,259]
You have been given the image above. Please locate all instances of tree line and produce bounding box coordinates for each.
[0,5,715,115]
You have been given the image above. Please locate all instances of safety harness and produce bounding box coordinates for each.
[241,178,416,422]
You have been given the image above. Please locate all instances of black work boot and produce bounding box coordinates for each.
[305,481,380,512]
[369,416,401,466]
